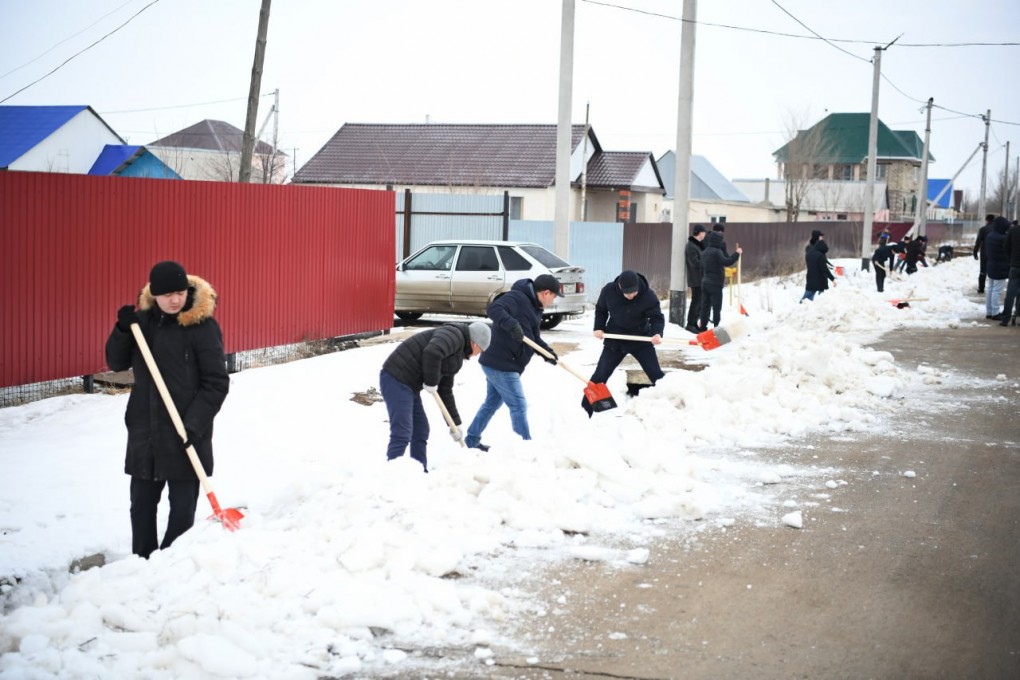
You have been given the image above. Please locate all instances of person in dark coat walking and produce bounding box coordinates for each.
[801,240,835,301]
[380,322,490,471]
[585,270,665,415]
[872,235,896,292]
[892,235,910,273]
[984,216,1011,320]
[684,225,707,333]
[973,214,995,293]
[805,229,824,257]
[105,261,229,559]
[1000,219,1020,326]
[906,235,926,274]
[465,275,559,450]
[699,231,742,330]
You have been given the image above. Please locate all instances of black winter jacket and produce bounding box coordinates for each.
[805,241,835,292]
[974,220,993,265]
[1005,224,1020,270]
[685,236,704,287]
[985,217,1011,279]
[105,276,229,481]
[480,278,554,374]
[701,232,740,288]
[872,242,895,272]
[381,324,473,425]
[594,272,665,338]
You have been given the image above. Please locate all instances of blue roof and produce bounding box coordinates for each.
[0,105,88,168]
[88,144,143,175]
[927,179,952,209]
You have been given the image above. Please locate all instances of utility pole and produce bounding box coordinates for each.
[553,0,575,259]
[239,0,272,183]
[1002,140,1010,217]
[272,88,280,182]
[668,0,697,326]
[914,98,933,238]
[580,102,590,221]
[977,110,990,225]
[1014,156,1019,221]
[861,45,883,271]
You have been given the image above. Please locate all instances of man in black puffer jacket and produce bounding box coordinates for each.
[699,231,742,330]
[585,270,665,414]
[684,226,707,333]
[1001,220,1020,326]
[465,275,560,450]
[106,261,230,559]
[381,321,491,471]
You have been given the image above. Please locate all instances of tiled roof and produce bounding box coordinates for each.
[773,113,934,164]
[149,119,275,155]
[293,123,594,187]
[585,151,661,191]
[88,144,142,175]
[0,105,88,167]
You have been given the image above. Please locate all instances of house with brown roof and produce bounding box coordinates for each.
[149,119,287,183]
[291,123,666,222]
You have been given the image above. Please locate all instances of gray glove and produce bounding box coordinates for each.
[423,384,438,394]
[449,426,463,442]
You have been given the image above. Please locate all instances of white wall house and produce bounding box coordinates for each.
[0,105,123,173]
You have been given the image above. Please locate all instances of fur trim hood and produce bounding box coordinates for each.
[137,275,218,327]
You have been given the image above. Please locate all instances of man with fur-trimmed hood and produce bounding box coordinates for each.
[106,261,229,558]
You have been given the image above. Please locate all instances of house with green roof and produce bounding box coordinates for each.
[773,113,933,221]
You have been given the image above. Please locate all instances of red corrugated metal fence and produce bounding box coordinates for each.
[1,172,395,388]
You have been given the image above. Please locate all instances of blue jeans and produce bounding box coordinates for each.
[986,277,1006,316]
[379,369,429,469]
[466,364,530,446]
[800,289,817,302]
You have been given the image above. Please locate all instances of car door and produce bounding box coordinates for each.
[395,244,457,312]
[450,245,505,315]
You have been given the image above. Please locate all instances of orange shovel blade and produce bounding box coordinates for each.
[205,492,244,531]
[583,381,617,412]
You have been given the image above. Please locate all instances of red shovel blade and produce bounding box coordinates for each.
[583,381,617,412]
[206,492,244,531]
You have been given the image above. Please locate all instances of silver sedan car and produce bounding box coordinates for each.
[395,240,586,329]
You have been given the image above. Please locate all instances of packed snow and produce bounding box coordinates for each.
[0,254,995,678]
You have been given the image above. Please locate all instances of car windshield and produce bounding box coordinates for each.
[520,245,569,269]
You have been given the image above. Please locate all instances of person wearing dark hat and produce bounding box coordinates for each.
[699,232,742,329]
[806,229,824,258]
[801,239,835,301]
[105,261,229,559]
[380,321,490,472]
[973,214,995,294]
[984,216,1011,320]
[905,234,926,274]
[685,225,707,333]
[464,275,560,450]
[871,234,896,292]
[584,270,666,415]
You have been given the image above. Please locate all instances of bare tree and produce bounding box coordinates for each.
[778,112,834,222]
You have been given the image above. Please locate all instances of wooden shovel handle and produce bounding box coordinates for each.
[521,336,590,385]
[431,391,466,448]
[129,323,214,496]
[600,333,686,344]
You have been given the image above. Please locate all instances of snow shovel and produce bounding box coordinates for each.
[430,391,466,448]
[888,297,928,309]
[521,336,617,413]
[688,317,750,351]
[601,333,688,346]
[129,324,243,531]
[736,243,749,316]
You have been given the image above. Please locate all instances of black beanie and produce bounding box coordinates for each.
[149,261,189,295]
[618,270,640,294]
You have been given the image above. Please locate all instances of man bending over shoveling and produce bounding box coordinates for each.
[584,270,666,417]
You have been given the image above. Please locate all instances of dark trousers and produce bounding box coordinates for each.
[699,285,724,328]
[875,268,886,292]
[591,341,665,385]
[380,368,429,470]
[686,287,702,329]
[1002,268,1020,323]
[130,476,200,558]
[978,271,986,294]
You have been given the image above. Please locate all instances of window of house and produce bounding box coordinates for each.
[837,213,848,220]
[875,164,888,180]
[839,165,853,180]
[710,215,727,224]
[509,196,523,220]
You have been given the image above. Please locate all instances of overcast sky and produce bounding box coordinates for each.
[2,0,1017,198]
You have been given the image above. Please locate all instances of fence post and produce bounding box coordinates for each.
[502,190,510,240]
[403,189,413,258]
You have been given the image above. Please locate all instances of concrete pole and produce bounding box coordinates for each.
[239,0,272,183]
[553,0,575,259]
[977,110,990,224]
[861,46,882,270]
[1014,156,1019,221]
[915,98,933,237]
[668,0,697,327]
[1002,141,1010,216]
[580,102,590,221]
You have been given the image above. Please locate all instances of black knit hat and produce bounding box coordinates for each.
[618,270,640,294]
[149,261,189,295]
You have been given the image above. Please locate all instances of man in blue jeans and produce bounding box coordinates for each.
[465,275,560,450]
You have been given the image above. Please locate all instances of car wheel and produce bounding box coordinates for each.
[540,314,563,330]
[395,312,423,321]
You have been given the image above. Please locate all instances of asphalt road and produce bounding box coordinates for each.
[387,313,1019,680]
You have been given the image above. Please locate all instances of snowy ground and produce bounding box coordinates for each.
[0,255,995,679]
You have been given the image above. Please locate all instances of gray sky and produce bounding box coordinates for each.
[2,0,1017,199]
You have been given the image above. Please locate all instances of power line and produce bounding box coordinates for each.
[769,0,871,63]
[0,0,162,105]
[0,0,142,81]
[101,93,272,114]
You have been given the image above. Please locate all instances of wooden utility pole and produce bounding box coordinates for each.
[239,0,272,183]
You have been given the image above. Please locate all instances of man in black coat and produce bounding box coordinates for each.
[1001,219,1020,326]
[465,275,559,450]
[973,213,995,293]
[684,225,707,333]
[586,270,666,414]
[106,261,229,559]
[380,321,491,471]
[801,240,835,301]
[699,231,742,330]
[984,216,1011,320]
[872,235,896,292]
